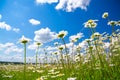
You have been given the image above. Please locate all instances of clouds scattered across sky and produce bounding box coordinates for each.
[0,42,23,54]
[36,0,91,12]
[34,27,57,43]
[0,22,12,31]
[29,18,40,25]
[0,14,20,33]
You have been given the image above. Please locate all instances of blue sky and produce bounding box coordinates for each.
[0,0,120,62]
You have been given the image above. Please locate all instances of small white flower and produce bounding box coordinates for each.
[84,19,98,28]
[102,12,108,18]
[53,51,59,55]
[116,20,120,26]
[91,32,101,39]
[108,21,117,26]
[67,77,77,80]
[58,45,64,50]
[57,30,68,38]
[36,42,42,46]
[76,45,81,51]
[19,35,31,44]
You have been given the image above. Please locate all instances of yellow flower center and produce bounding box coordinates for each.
[88,19,93,23]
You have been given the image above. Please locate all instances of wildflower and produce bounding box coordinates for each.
[108,21,117,26]
[36,42,42,46]
[28,66,34,70]
[19,35,31,80]
[53,51,60,55]
[3,75,13,78]
[40,76,48,80]
[57,73,65,77]
[91,32,101,39]
[109,64,115,67]
[102,12,108,19]
[58,45,64,51]
[67,77,77,80]
[19,35,31,44]
[85,39,92,45]
[76,45,81,51]
[84,19,98,28]
[36,77,44,80]
[116,20,120,26]
[36,70,44,73]
[75,56,80,62]
[35,42,42,67]
[57,30,68,38]
[51,76,57,78]
[94,32,101,36]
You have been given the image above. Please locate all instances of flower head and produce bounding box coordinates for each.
[84,19,98,28]
[67,77,77,80]
[58,45,64,50]
[102,12,108,19]
[53,51,60,55]
[19,35,31,44]
[57,30,68,38]
[116,20,120,26]
[36,42,42,46]
[91,32,101,39]
[108,21,117,26]
[76,45,81,52]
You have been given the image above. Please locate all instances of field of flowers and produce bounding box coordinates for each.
[0,12,120,80]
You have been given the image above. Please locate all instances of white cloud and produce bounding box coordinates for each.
[0,22,12,31]
[13,28,20,33]
[0,14,2,19]
[46,46,57,51]
[0,42,23,54]
[29,18,40,25]
[56,0,91,12]
[0,17,19,32]
[28,43,38,50]
[36,0,58,4]
[0,54,23,62]
[34,27,57,43]
[36,0,91,12]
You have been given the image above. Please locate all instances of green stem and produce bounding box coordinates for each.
[36,45,39,68]
[62,38,68,55]
[24,43,26,80]
[112,26,115,35]
[62,38,69,68]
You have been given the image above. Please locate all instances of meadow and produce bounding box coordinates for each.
[0,12,120,80]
